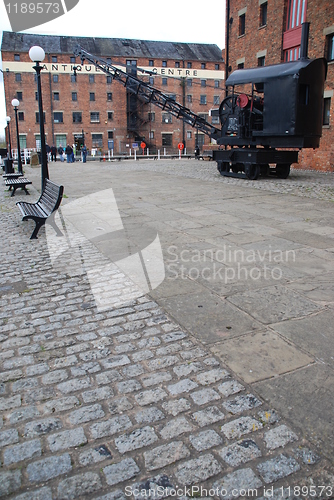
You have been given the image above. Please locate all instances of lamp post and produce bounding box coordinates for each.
[11,98,23,174]
[29,45,49,190]
[6,116,12,159]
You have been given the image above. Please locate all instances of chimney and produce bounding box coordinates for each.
[300,22,310,59]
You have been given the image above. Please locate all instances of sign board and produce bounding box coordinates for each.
[141,142,146,150]
[132,143,139,149]
[178,142,184,150]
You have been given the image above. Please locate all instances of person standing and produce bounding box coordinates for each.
[58,145,64,162]
[65,144,73,163]
[51,145,57,162]
[81,144,87,163]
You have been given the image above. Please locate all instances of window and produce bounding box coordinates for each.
[72,92,77,101]
[187,79,192,87]
[201,80,206,87]
[107,76,112,83]
[162,134,172,146]
[213,95,220,105]
[215,64,220,70]
[92,134,103,147]
[327,34,334,62]
[35,92,38,101]
[149,77,154,85]
[71,74,77,83]
[212,115,220,124]
[73,112,82,123]
[15,73,21,82]
[108,131,114,139]
[148,112,155,122]
[214,80,220,88]
[286,0,307,30]
[187,95,192,103]
[175,61,180,68]
[18,112,24,121]
[187,62,192,69]
[149,60,154,66]
[54,112,63,123]
[239,13,246,36]
[259,1,267,27]
[70,56,76,63]
[107,112,113,121]
[36,112,46,123]
[52,56,57,63]
[187,131,192,139]
[16,91,22,101]
[200,95,207,105]
[19,135,26,149]
[14,54,20,61]
[106,58,111,64]
[107,92,112,101]
[89,75,95,83]
[238,62,245,69]
[56,134,67,148]
[323,97,331,126]
[53,74,59,83]
[149,131,154,139]
[169,94,176,101]
[162,60,167,67]
[90,112,100,123]
[201,63,206,69]
[258,56,265,66]
[53,92,59,101]
[162,113,172,123]
[90,92,95,101]
[162,78,168,86]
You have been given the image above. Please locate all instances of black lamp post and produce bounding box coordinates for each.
[6,116,12,159]
[11,98,23,174]
[29,45,49,190]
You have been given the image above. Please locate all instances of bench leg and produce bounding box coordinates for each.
[10,186,17,197]
[30,220,44,239]
[23,186,30,195]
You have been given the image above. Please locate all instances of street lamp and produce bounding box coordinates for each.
[6,116,12,159]
[11,98,23,174]
[29,45,49,190]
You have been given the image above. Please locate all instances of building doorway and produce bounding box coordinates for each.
[74,132,85,155]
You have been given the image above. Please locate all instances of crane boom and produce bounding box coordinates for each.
[73,46,220,137]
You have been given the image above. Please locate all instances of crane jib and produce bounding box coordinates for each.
[73,45,220,138]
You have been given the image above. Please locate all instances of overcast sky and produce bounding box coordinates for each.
[0,0,226,136]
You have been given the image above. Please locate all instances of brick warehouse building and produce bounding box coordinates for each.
[225,0,334,171]
[1,32,225,156]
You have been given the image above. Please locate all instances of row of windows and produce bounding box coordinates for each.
[13,53,221,71]
[17,106,221,125]
[15,90,220,105]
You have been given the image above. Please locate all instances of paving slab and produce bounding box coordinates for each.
[211,329,314,383]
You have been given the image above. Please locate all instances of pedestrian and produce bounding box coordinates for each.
[51,145,57,162]
[65,144,73,163]
[45,143,51,162]
[81,144,87,163]
[58,145,64,162]
[72,144,76,163]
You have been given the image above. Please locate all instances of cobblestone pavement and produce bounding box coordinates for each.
[0,161,333,500]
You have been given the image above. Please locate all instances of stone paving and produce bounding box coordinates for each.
[0,160,334,499]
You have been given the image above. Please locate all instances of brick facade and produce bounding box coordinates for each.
[227,0,334,171]
[1,33,225,156]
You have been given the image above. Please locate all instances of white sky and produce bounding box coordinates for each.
[0,0,226,136]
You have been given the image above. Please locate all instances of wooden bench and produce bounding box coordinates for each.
[16,179,64,239]
[5,177,32,197]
